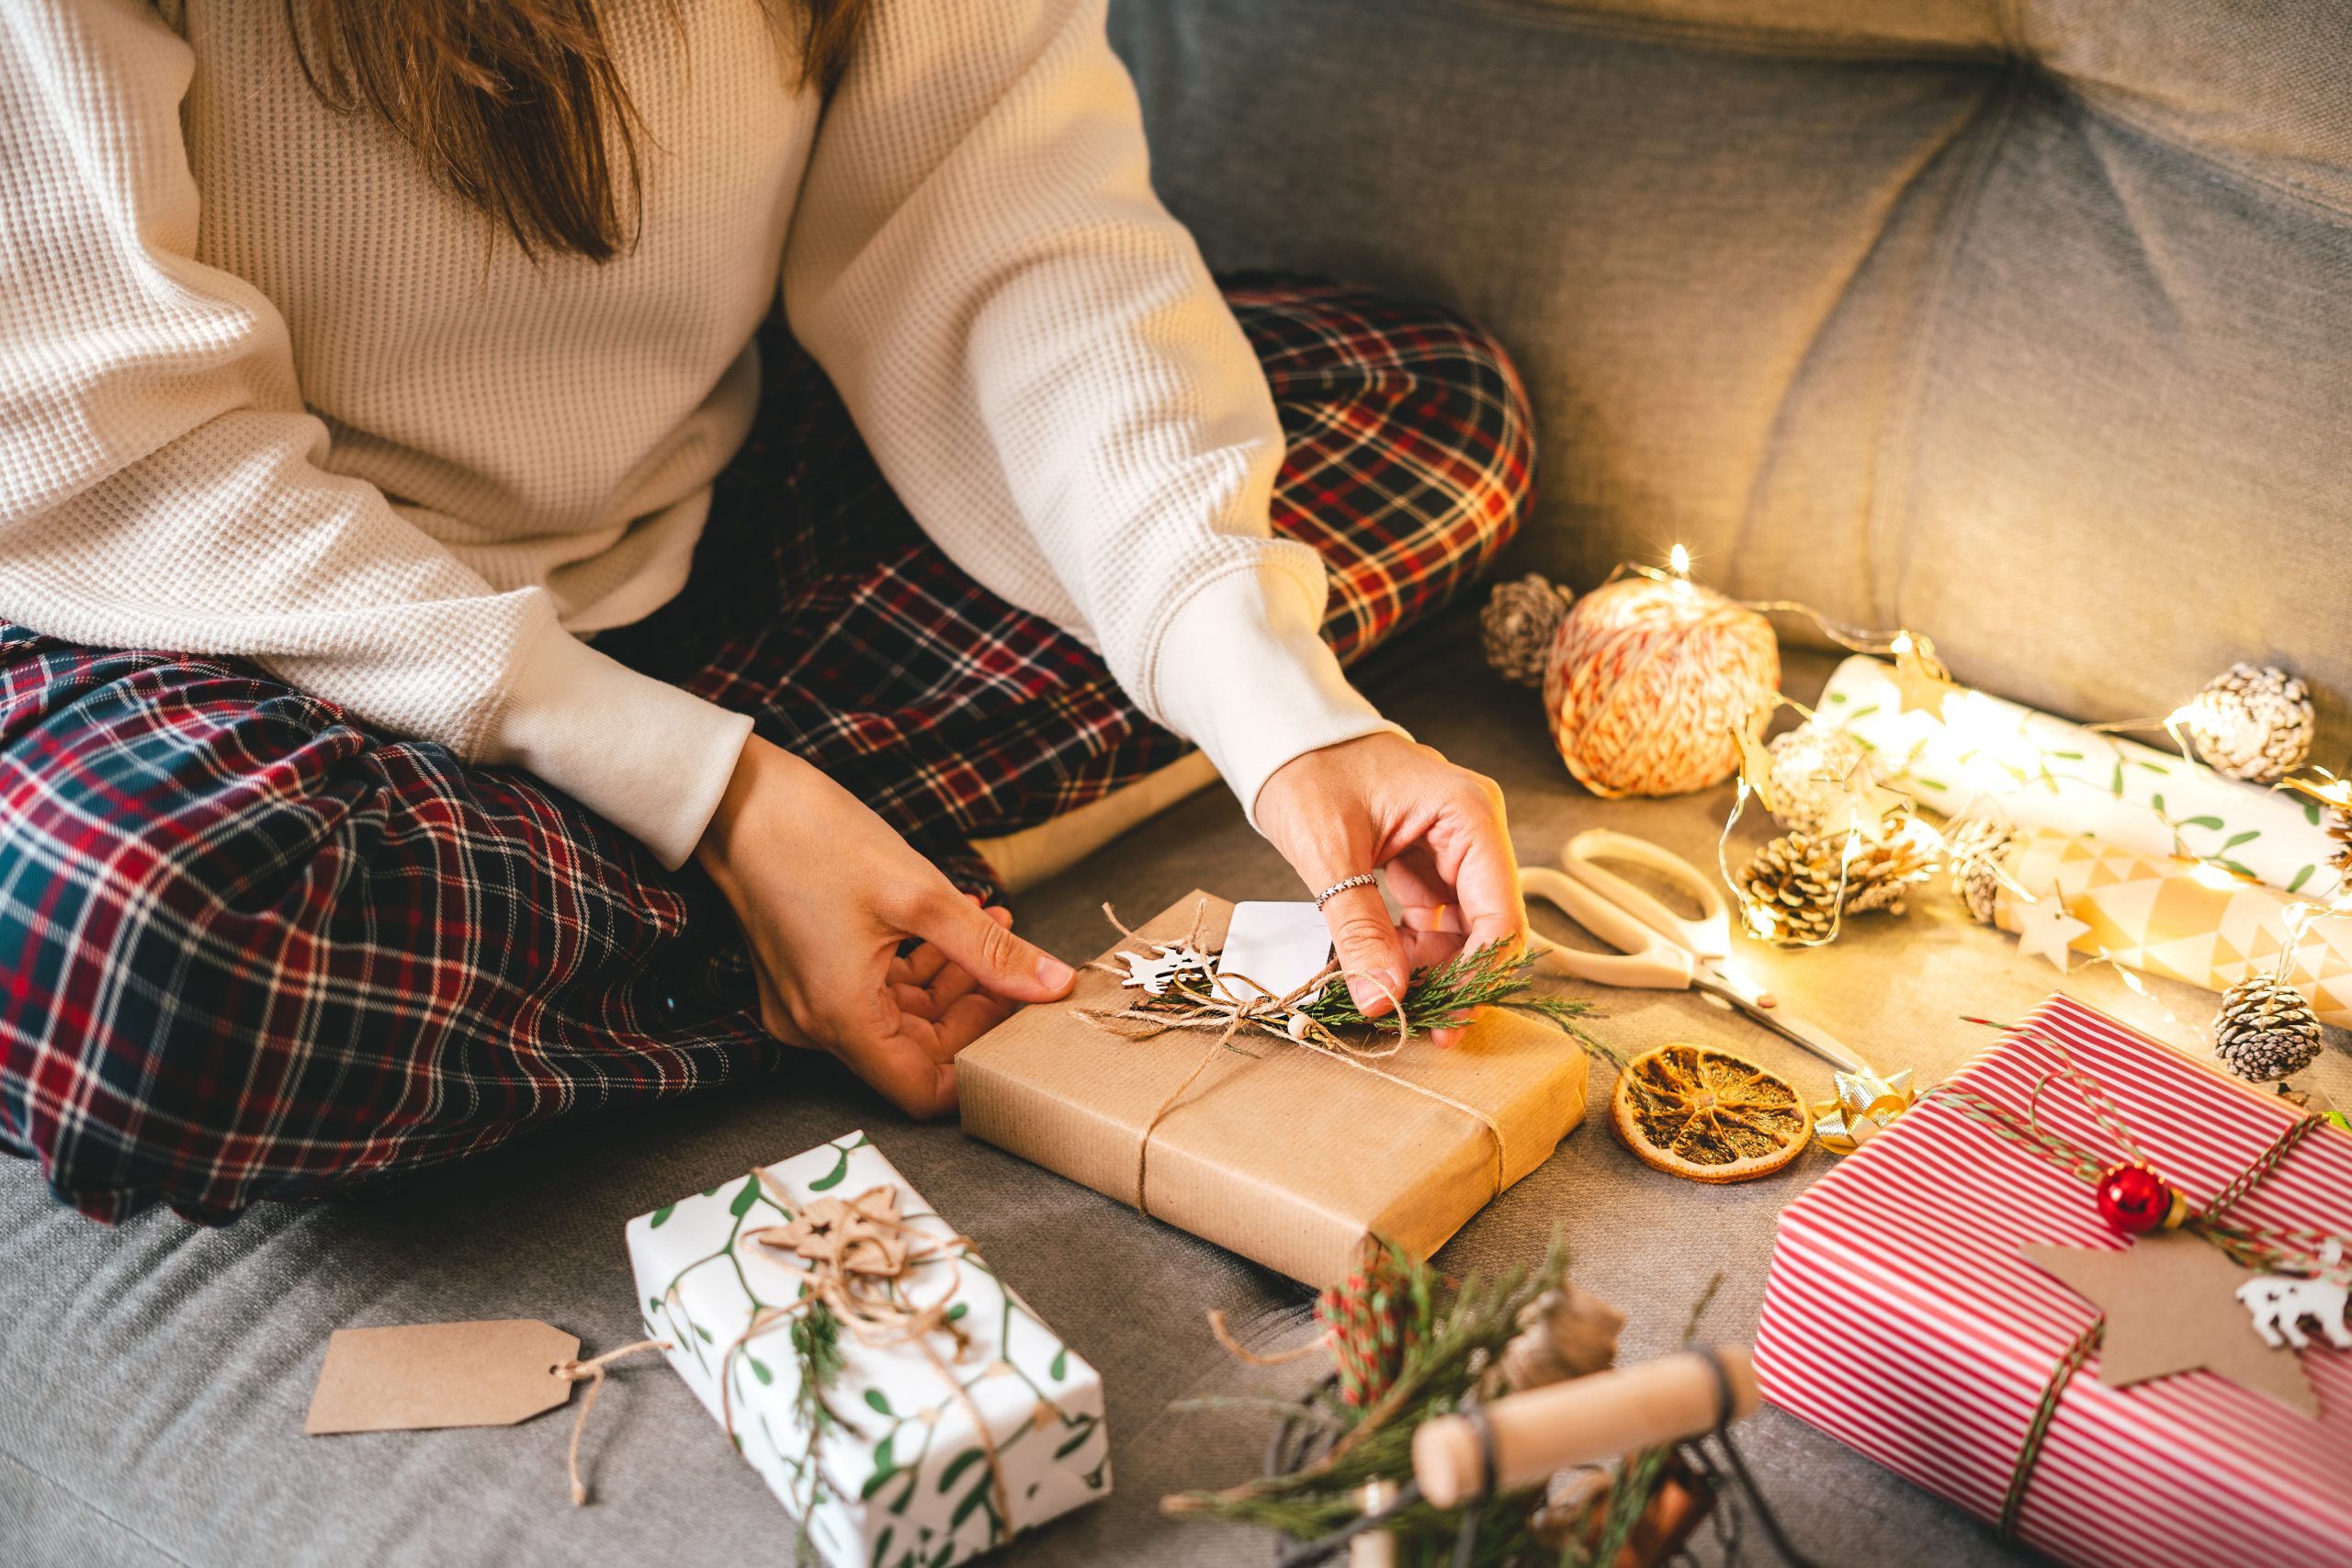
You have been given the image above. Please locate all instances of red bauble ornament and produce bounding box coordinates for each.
[2094,1162,2179,1234]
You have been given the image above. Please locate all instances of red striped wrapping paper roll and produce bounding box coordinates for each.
[1754,995,2352,1568]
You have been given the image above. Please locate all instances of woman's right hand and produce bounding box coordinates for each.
[694,735,1075,1117]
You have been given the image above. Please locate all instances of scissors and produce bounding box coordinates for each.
[1521,828,1871,1074]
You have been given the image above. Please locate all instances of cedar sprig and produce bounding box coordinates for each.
[785,1297,849,1554]
[1300,939,1608,1056]
[1164,1238,1689,1566]
[1162,1239,1562,1542]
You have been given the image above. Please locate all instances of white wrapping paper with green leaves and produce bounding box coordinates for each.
[627,1133,1109,1568]
[1815,655,2337,898]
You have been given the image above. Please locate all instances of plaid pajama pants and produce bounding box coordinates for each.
[0,278,1533,1224]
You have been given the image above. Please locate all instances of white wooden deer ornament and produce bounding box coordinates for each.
[2236,1239,2352,1353]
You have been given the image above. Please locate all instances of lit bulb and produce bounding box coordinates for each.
[2188,862,2239,891]
[1668,543,1691,579]
[1890,632,1913,657]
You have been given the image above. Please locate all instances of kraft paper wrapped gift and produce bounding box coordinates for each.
[957,891,1589,1285]
[627,1134,1109,1568]
[1754,996,2352,1568]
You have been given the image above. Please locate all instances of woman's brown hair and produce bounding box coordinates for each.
[281,0,868,262]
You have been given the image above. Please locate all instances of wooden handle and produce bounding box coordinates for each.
[1412,1348,1758,1509]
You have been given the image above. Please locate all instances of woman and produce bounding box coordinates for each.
[0,0,1532,1223]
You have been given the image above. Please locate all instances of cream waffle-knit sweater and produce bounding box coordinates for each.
[0,0,1398,867]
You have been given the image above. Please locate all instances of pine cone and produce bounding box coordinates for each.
[1736,819,1938,944]
[2185,663,2313,784]
[2212,975,2324,1082]
[1765,723,1873,835]
[1944,819,2018,925]
[2327,799,2352,874]
[1498,1283,1625,1393]
[1479,572,1574,687]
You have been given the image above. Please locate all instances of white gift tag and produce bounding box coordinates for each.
[1216,901,1334,1002]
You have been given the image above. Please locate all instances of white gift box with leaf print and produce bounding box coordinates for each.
[626,1133,1109,1568]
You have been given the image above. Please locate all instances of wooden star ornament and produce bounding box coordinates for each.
[1890,639,1961,720]
[2013,885,2091,973]
[1817,780,1913,841]
[1732,723,1780,817]
[2022,1232,2318,1417]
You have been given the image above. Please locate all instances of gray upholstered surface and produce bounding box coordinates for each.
[1112,0,2352,755]
[8,637,2347,1566]
[14,3,2352,1561]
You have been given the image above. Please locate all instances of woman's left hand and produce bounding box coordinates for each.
[1253,731,1526,1043]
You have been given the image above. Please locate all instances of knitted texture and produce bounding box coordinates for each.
[0,0,1374,863]
[0,281,1532,1224]
[1542,577,1779,797]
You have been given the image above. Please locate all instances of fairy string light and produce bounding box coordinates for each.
[1634,547,2351,970]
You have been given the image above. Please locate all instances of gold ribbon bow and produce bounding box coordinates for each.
[1813,1067,1917,1156]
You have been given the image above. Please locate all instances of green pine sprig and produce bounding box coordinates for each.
[1163,1238,1693,1568]
[1299,939,1611,1059]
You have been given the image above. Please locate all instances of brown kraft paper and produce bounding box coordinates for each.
[957,892,1588,1285]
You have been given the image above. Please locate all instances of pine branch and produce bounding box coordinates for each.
[1164,1237,1703,1568]
[1299,940,1612,1061]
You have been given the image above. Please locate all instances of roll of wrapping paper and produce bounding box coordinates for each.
[1994,828,2352,1025]
[1815,656,2337,900]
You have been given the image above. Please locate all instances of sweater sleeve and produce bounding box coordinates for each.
[781,0,1403,826]
[0,0,751,868]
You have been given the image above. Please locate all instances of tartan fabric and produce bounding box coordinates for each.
[0,278,1533,1224]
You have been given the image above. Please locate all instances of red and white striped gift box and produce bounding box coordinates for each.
[1755,994,2352,1568]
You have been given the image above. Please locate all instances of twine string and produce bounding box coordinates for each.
[1995,1319,2103,1540]
[715,1177,1014,1541]
[1075,908,1510,1217]
[1922,1030,2337,1540]
[554,1337,673,1506]
[1933,1031,2336,1271]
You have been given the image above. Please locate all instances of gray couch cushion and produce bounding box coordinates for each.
[9,641,2345,1565]
[1113,0,2352,750]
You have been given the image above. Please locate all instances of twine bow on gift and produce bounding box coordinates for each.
[553,1179,1022,1522]
[729,1175,1015,1540]
[1074,902,1512,1220]
[1926,1032,2341,1540]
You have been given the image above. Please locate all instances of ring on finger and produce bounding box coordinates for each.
[1313,872,1379,909]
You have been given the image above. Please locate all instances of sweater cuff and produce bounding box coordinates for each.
[1150,565,1407,829]
[481,623,756,869]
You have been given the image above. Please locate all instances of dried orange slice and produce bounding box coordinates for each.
[1611,1043,1812,1182]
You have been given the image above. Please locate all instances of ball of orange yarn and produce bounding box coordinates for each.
[1541,576,1780,797]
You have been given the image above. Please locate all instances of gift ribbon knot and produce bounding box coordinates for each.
[1074,902,1510,1220]
[1924,1031,2338,1541]
[729,1176,1015,1540]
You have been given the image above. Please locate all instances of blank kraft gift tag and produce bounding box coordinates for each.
[1216,900,1333,1001]
[305,1320,581,1435]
